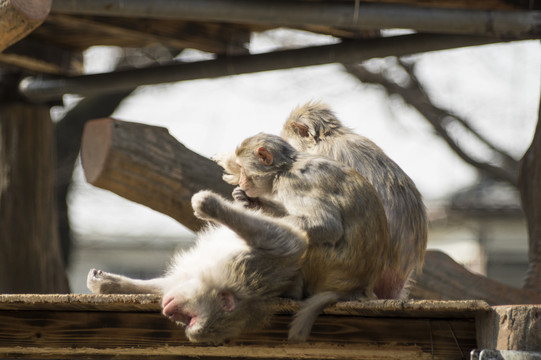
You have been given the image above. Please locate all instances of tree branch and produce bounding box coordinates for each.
[343,62,519,186]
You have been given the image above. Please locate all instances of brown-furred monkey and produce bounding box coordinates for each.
[281,101,427,299]
[214,132,389,342]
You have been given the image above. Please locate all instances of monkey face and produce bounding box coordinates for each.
[162,287,244,344]
[237,162,273,198]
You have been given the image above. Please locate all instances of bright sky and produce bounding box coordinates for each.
[68,30,541,239]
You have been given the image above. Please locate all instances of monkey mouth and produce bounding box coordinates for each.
[172,312,198,328]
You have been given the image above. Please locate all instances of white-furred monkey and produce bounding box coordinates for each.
[87,190,307,344]
[213,133,389,342]
[281,101,427,299]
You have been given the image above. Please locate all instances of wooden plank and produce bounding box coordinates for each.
[0,295,485,359]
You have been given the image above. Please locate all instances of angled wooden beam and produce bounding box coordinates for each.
[19,34,508,101]
[0,0,51,52]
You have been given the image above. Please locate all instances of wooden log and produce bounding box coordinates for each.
[0,102,69,293]
[0,295,487,359]
[410,250,541,305]
[0,0,52,52]
[80,118,234,232]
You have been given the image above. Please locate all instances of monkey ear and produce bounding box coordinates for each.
[218,290,236,312]
[291,122,310,138]
[257,147,274,166]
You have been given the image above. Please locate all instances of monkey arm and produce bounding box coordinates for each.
[192,191,307,258]
[232,187,289,217]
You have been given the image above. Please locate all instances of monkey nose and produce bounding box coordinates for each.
[162,296,177,317]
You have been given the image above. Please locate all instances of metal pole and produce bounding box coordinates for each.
[19,34,508,101]
[51,0,541,38]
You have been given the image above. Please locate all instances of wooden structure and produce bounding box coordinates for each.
[0,294,535,360]
[1,0,541,357]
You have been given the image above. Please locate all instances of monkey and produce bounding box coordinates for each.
[280,101,428,300]
[213,132,389,342]
[87,190,308,344]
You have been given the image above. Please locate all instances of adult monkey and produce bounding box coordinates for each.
[215,132,389,341]
[282,101,427,299]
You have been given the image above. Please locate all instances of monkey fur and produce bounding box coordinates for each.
[87,190,307,344]
[214,132,389,342]
[281,101,428,299]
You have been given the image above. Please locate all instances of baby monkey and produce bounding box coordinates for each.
[214,132,389,342]
[87,190,307,344]
[281,101,427,299]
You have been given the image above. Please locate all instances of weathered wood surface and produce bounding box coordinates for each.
[80,118,541,305]
[0,103,69,293]
[410,250,541,305]
[0,295,486,359]
[80,118,234,232]
[477,304,541,352]
[0,0,52,52]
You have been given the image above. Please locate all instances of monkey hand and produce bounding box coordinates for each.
[232,187,258,208]
[192,190,223,222]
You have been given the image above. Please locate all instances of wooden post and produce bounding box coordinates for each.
[477,304,541,351]
[0,102,69,293]
[518,111,541,292]
[0,0,52,52]
[80,118,234,232]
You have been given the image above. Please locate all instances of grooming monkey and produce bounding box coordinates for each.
[87,190,308,344]
[214,133,389,342]
[281,101,427,299]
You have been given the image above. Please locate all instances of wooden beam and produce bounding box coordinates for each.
[39,14,250,55]
[0,38,82,75]
[80,118,234,232]
[51,0,541,38]
[0,0,52,52]
[19,34,508,101]
[0,295,487,359]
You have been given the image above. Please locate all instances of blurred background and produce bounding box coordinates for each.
[57,29,540,293]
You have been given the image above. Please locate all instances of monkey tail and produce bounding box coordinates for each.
[288,291,341,343]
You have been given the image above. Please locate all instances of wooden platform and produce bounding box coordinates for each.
[0,295,492,359]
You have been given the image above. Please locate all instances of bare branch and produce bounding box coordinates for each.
[343,62,519,186]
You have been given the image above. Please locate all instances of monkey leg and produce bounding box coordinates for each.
[192,190,307,258]
[87,268,166,295]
